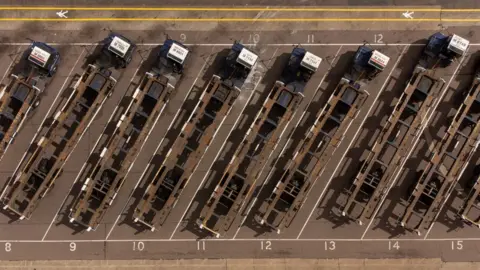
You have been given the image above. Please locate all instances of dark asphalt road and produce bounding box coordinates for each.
[0,0,479,8]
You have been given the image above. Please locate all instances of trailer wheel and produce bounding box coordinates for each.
[33,100,40,108]
[50,66,57,77]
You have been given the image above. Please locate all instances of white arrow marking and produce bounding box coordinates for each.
[56,10,69,18]
[402,11,414,19]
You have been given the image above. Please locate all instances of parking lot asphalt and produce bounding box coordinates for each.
[0,23,479,261]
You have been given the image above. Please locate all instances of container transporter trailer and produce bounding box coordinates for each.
[0,42,60,160]
[133,41,259,231]
[401,69,480,235]
[197,48,322,237]
[258,46,389,233]
[68,39,188,231]
[0,34,136,220]
[460,170,480,227]
[340,33,469,226]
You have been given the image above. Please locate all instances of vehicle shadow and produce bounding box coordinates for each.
[236,50,356,237]
[422,51,480,233]
[370,49,480,237]
[114,48,232,234]
[314,42,425,236]
[175,52,289,238]
[49,44,168,234]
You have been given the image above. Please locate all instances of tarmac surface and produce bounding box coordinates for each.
[0,3,478,264]
[2,0,480,8]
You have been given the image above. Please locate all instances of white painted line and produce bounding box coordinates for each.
[232,105,300,240]
[105,92,168,239]
[169,49,274,240]
[40,90,113,239]
[104,46,215,240]
[232,46,343,240]
[4,237,480,243]
[41,55,146,241]
[360,49,467,240]
[38,75,112,221]
[0,45,25,164]
[1,42,480,47]
[296,45,408,239]
[0,49,86,201]
[423,61,471,241]
[0,47,21,82]
[0,42,472,47]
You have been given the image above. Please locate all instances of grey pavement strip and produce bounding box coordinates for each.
[0,258,477,269]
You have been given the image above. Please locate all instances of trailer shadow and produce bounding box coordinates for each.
[367,49,480,237]
[175,52,288,238]
[49,46,165,234]
[233,50,356,237]
[113,48,231,233]
[312,42,425,235]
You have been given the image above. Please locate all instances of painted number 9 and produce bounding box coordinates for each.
[180,34,187,43]
[70,242,76,252]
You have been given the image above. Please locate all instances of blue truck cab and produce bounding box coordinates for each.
[423,33,469,68]
[154,39,189,76]
[278,47,322,86]
[102,33,137,69]
[218,42,258,90]
[26,42,60,77]
[346,45,390,82]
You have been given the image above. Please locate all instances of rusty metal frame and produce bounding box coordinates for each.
[341,67,444,226]
[401,76,480,235]
[0,76,40,159]
[68,72,171,231]
[259,79,367,233]
[133,75,239,231]
[197,81,303,237]
[1,64,116,220]
[460,173,480,227]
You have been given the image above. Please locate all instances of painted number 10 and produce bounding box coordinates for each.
[133,241,145,251]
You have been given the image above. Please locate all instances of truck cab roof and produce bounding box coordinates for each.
[345,46,389,82]
[232,42,258,70]
[107,35,134,58]
[220,42,258,81]
[27,42,60,77]
[279,47,322,86]
[300,51,322,72]
[426,32,469,59]
[158,39,189,74]
[98,33,136,69]
[354,46,390,71]
[447,34,469,56]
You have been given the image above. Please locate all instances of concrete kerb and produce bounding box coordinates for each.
[0,259,473,269]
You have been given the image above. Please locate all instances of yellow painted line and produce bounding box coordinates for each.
[0,6,450,12]
[0,18,444,22]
